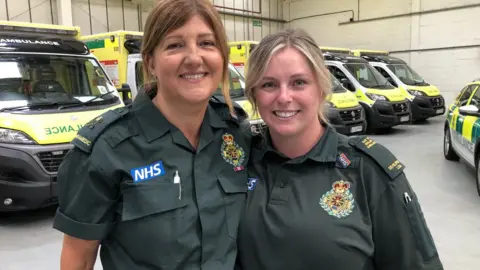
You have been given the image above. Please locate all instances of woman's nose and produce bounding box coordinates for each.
[277,85,292,103]
[184,44,202,66]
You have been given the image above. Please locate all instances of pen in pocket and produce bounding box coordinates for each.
[174,170,181,200]
[403,192,412,204]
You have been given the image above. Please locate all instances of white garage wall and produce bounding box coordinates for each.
[214,0,284,42]
[285,0,480,102]
[0,0,57,24]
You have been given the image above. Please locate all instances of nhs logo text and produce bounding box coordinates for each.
[130,161,166,183]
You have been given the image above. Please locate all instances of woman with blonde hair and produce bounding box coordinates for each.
[53,0,251,269]
[236,28,443,270]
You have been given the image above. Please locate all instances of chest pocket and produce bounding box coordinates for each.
[121,184,188,221]
[218,171,248,239]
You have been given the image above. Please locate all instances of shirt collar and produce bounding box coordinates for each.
[252,124,338,164]
[132,89,228,142]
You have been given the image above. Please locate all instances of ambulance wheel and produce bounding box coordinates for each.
[443,127,459,161]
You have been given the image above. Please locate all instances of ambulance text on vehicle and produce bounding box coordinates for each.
[0,21,124,212]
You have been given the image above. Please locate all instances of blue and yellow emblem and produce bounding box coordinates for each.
[319,180,355,218]
[221,133,245,171]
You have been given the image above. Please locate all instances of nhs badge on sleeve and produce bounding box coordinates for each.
[130,161,166,183]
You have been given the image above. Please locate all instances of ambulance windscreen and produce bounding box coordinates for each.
[386,64,429,86]
[0,54,119,111]
[344,63,395,90]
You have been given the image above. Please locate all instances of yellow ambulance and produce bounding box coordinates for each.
[352,49,445,121]
[81,30,143,102]
[323,51,412,132]
[0,21,125,211]
[228,41,259,77]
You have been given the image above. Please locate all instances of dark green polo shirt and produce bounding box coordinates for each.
[237,125,443,270]
[53,91,251,270]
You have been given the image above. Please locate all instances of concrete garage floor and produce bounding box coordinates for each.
[1,110,479,269]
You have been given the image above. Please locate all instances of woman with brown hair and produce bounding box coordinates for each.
[52,0,251,269]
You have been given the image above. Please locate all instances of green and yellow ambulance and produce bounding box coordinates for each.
[352,49,445,121]
[81,30,143,102]
[444,80,480,196]
[0,21,125,211]
[323,51,412,132]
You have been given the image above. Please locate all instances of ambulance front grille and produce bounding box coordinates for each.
[339,108,363,122]
[393,102,409,113]
[430,96,444,107]
[37,150,69,173]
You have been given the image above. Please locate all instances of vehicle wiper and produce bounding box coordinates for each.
[58,91,116,110]
[0,101,82,112]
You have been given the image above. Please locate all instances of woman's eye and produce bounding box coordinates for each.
[200,40,216,47]
[166,43,182,49]
[261,82,275,88]
[293,80,306,87]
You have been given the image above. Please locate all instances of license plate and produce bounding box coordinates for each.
[436,108,444,114]
[400,116,410,122]
[350,125,363,133]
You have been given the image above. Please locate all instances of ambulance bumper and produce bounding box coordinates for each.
[364,100,411,129]
[0,143,72,212]
[411,95,446,120]
[327,105,367,135]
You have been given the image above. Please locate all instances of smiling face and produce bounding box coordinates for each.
[148,15,223,105]
[255,47,323,138]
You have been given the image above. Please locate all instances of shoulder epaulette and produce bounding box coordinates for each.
[348,136,405,180]
[209,96,248,124]
[72,106,130,153]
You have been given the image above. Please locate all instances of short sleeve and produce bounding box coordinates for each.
[370,172,444,269]
[52,147,118,240]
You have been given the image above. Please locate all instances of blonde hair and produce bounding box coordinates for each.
[141,0,233,114]
[245,28,331,125]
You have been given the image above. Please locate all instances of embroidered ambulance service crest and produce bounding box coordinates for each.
[221,133,245,171]
[319,180,355,218]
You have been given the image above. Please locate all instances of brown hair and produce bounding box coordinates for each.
[141,0,233,113]
[245,28,332,125]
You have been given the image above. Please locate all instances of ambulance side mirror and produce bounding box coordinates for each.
[459,105,480,117]
[118,83,132,105]
[340,78,354,91]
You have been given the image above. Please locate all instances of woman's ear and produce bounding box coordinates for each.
[145,54,156,76]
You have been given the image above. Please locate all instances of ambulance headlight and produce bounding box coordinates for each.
[407,89,425,96]
[365,93,388,101]
[326,101,336,108]
[0,128,36,144]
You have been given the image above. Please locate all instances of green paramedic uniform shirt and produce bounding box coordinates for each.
[52,90,251,270]
[237,125,444,270]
